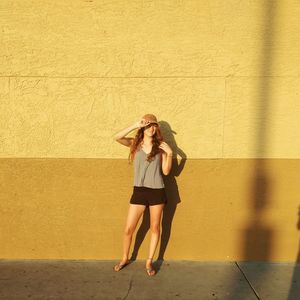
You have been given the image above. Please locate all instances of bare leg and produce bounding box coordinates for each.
[114,204,146,271]
[146,203,165,274]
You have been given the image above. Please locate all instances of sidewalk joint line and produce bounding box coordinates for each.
[122,276,133,300]
[235,262,261,300]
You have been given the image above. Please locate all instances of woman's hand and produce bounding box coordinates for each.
[136,118,151,129]
[159,142,173,156]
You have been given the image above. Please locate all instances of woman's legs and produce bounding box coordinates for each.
[121,203,146,262]
[147,203,165,269]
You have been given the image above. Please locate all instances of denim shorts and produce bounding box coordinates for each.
[130,186,168,206]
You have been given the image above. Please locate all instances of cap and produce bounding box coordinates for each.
[142,113,158,125]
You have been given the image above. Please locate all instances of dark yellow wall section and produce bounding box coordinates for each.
[0,158,299,261]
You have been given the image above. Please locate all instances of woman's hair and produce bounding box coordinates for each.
[128,124,164,164]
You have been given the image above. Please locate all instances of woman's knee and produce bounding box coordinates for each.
[150,224,160,234]
[124,226,135,236]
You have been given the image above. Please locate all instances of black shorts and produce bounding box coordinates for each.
[130,186,168,206]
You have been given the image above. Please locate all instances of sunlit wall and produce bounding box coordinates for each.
[1,0,299,261]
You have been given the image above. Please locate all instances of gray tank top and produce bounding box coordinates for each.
[133,146,165,188]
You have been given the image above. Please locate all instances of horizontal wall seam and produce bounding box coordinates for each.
[1,75,300,79]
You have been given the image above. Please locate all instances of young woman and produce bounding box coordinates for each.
[113,113,173,276]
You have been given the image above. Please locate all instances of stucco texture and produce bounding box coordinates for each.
[0,0,300,261]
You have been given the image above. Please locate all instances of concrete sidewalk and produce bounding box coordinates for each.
[0,259,299,300]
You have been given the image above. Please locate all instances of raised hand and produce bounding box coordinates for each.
[136,118,151,129]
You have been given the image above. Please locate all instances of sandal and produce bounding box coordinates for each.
[146,267,156,276]
[145,258,156,276]
[113,260,130,272]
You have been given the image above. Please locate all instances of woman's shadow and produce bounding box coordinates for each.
[129,120,187,272]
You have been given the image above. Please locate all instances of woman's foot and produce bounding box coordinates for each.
[113,259,130,272]
[145,258,156,276]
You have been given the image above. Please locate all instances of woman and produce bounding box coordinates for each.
[113,113,173,276]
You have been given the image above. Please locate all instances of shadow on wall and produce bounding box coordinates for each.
[226,1,298,299]
[225,1,275,298]
[129,120,187,269]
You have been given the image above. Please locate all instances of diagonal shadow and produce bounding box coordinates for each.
[129,121,187,273]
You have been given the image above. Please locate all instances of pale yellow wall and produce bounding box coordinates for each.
[0,0,299,158]
[0,0,300,261]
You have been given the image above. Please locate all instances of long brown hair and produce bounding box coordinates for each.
[128,125,164,164]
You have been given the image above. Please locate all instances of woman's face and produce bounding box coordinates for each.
[143,123,158,136]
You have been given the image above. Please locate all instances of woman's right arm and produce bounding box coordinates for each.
[114,123,138,147]
[113,122,139,147]
[114,119,150,147]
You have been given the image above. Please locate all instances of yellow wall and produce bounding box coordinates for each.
[0,0,299,261]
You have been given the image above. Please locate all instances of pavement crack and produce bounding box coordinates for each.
[122,277,133,300]
[235,262,261,300]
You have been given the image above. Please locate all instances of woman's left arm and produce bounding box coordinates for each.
[159,142,173,176]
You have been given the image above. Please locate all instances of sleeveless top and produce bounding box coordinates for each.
[133,146,165,189]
